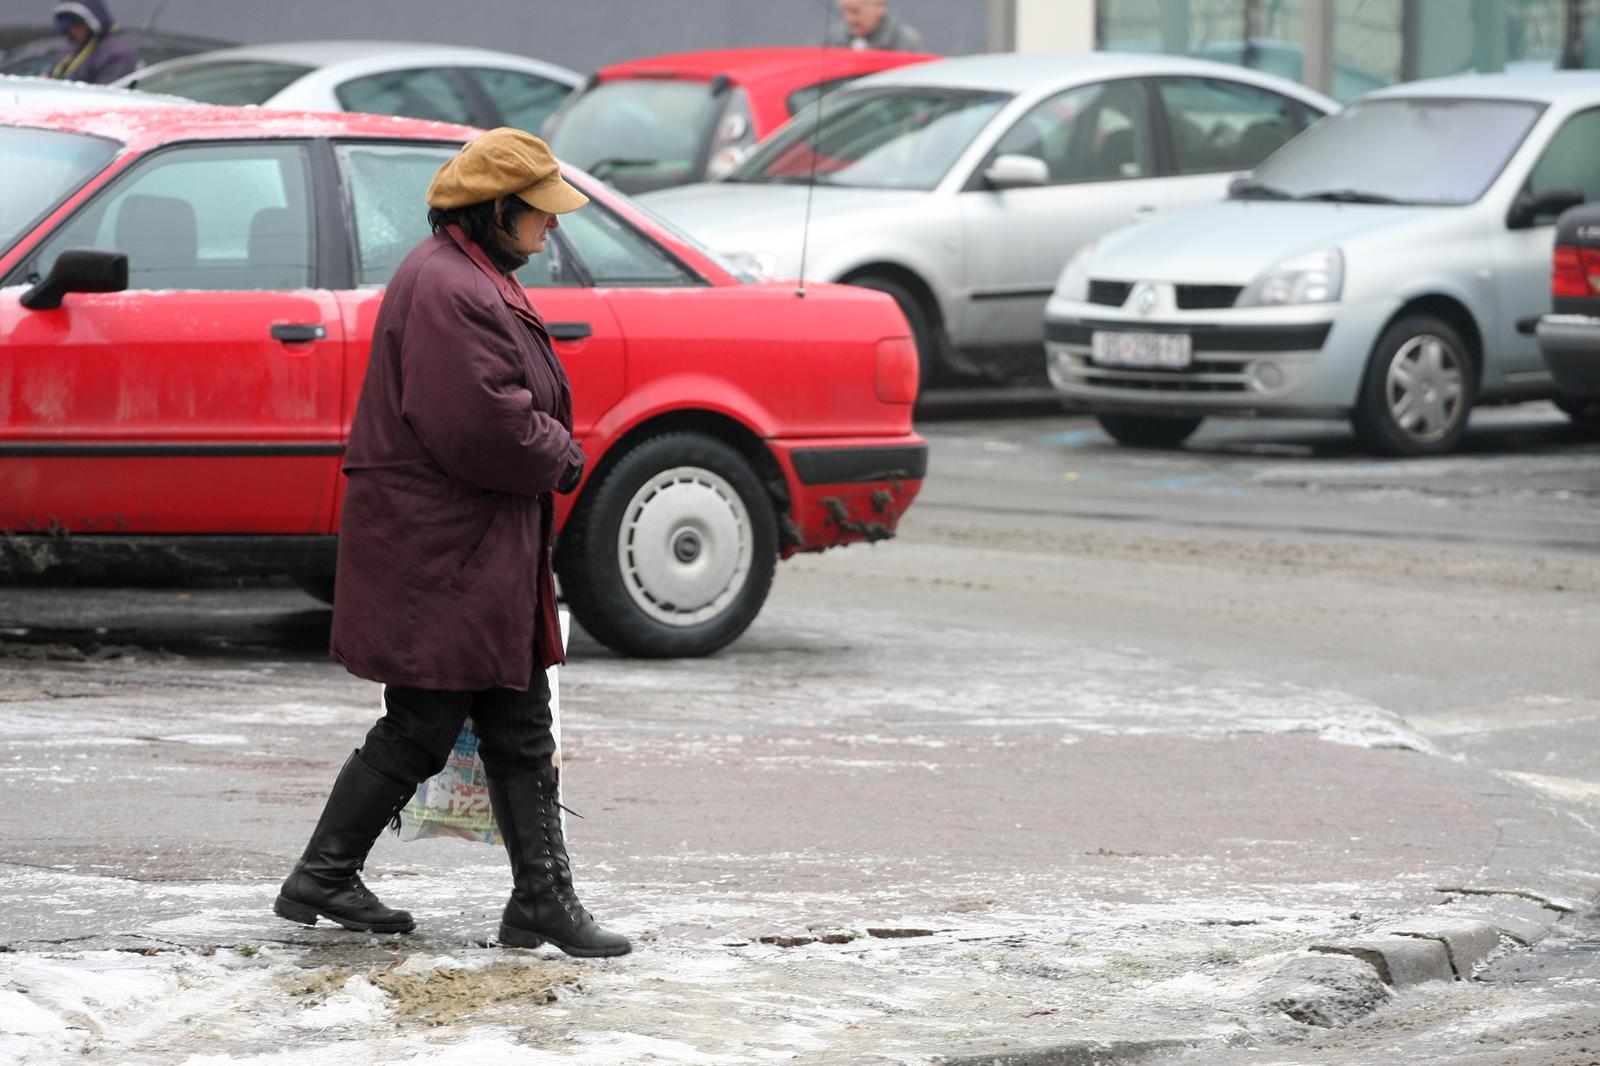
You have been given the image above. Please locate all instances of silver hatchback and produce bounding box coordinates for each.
[641,52,1333,386]
[1045,71,1600,456]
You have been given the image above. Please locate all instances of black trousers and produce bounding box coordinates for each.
[358,667,555,787]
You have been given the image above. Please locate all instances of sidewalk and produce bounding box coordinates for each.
[5,681,1597,1063]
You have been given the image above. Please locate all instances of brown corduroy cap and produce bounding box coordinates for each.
[426,127,589,214]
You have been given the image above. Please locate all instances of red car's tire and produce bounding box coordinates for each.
[557,432,778,658]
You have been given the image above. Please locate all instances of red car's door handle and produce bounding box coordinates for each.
[548,321,592,341]
[271,322,326,343]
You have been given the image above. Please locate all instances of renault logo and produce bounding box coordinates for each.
[1132,283,1158,316]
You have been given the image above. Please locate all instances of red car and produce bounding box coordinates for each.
[0,106,926,658]
[545,46,936,195]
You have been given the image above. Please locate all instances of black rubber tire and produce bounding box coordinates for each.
[1553,395,1600,428]
[1352,314,1476,457]
[296,575,336,605]
[1094,413,1204,449]
[850,274,946,390]
[556,432,778,658]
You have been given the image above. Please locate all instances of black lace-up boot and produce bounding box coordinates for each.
[489,767,631,957]
[274,750,416,933]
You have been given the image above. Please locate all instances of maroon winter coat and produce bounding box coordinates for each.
[330,227,580,691]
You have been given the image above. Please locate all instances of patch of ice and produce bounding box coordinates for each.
[291,974,391,1029]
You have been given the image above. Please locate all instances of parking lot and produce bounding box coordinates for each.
[3,403,1596,1064]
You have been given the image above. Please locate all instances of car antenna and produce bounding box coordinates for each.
[145,0,167,30]
[795,0,833,299]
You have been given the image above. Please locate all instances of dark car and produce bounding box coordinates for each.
[1536,201,1600,423]
[0,26,232,76]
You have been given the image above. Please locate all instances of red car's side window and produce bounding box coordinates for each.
[31,142,314,291]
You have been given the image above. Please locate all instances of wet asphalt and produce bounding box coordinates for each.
[1,399,1597,1064]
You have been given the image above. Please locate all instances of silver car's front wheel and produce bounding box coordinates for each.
[1354,314,1475,456]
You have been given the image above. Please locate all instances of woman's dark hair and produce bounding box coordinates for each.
[428,196,536,275]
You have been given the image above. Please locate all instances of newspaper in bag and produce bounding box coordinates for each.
[396,611,567,844]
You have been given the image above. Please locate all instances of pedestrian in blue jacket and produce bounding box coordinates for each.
[47,1,138,84]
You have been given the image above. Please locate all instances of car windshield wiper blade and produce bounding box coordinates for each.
[766,172,834,186]
[587,157,655,179]
[1297,188,1406,205]
[1228,178,1293,200]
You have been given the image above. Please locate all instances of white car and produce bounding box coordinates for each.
[117,40,580,133]
[0,73,198,109]
[639,52,1335,386]
[1044,71,1600,456]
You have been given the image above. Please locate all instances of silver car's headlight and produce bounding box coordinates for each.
[725,250,779,279]
[1053,240,1098,302]
[1237,248,1343,307]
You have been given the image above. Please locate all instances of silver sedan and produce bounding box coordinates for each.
[1044,71,1600,455]
[639,52,1334,386]
[117,40,580,133]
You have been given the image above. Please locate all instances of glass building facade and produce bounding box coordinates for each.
[1096,0,1600,100]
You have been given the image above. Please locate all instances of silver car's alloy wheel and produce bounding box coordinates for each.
[617,465,753,627]
[1385,333,1466,444]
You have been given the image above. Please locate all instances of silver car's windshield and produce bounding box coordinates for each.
[727,87,1011,191]
[0,126,117,256]
[1247,97,1543,206]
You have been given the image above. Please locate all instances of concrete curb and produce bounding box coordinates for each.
[932,1037,1196,1066]
[928,769,1599,1064]
[1260,768,1600,1027]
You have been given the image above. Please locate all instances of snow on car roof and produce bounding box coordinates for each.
[1,104,482,148]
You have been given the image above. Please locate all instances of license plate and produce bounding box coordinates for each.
[1091,331,1192,369]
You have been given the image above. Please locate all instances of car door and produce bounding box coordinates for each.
[1149,75,1317,206]
[328,140,626,519]
[1,140,344,534]
[1492,106,1600,386]
[957,78,1169,351]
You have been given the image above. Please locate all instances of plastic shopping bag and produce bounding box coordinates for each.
[396,611,568,845]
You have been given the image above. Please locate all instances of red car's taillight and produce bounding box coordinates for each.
[875,337,919,404]
[1553,244,1600,298]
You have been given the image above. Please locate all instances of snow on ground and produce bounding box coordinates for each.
[0,599,1524,1064]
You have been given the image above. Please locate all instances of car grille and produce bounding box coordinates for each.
[1174,284,1243,310]
[1085,281,1243,310]
[1087,280,1133,307]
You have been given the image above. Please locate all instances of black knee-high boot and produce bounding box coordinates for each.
[274,750,416,934]
[489,767,631,957]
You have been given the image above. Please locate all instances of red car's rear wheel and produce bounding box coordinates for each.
[557,432,778,658]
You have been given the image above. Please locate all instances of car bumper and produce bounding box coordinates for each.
[1043,297,1398,419]
[1535,313,1600,401]
[770,436,926,556]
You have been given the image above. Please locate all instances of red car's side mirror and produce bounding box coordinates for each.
[19,248,129,310]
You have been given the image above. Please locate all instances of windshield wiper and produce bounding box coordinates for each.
[767,172,834,186]
[587,157,655,179]
[1297,189,1406,205]
[1228,177,1293,201]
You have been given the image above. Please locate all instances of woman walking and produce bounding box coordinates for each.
[273,128,630,958]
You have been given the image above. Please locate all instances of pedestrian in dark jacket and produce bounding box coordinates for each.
[274,128,630,958]
[825,0,927,51]
[47,1,138,84]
